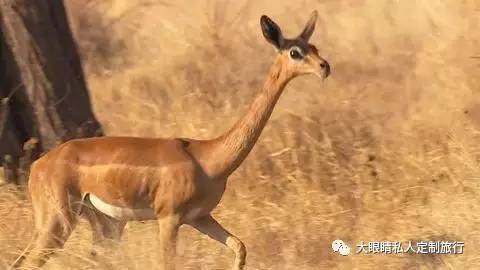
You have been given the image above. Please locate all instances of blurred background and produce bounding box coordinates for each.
[1,0,480,269]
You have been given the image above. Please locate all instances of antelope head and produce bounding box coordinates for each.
[260,10,331,79]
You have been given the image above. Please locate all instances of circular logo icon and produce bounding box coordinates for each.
[331,239,350,256]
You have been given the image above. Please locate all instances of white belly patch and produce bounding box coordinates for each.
[86,193,156,221]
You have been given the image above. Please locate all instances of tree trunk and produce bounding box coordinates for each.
[0,0,103,184]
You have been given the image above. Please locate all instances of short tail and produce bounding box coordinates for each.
[8,232,37,270]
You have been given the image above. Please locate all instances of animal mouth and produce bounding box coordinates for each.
[323,62,331,78]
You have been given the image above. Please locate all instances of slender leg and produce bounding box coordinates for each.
[189,215,246,270]
[82,206,126,255]
[20,212,77,268]
[9,232,37,269]
[16,184,79,269]
[158,215,180,270]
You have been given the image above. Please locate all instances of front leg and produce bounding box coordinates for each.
[189,214,246,270]
[158,215,180,270]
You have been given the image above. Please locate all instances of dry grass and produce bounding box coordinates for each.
[1,0,480,269]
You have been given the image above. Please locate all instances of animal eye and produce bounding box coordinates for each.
[289,48,303,60]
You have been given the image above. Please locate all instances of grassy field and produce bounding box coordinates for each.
[1,0,480,269]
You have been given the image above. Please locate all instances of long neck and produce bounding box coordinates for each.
[202,57,292,178]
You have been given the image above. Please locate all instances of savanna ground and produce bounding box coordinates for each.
[1,0,480,269]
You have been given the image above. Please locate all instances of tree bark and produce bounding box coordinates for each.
[0,0,103,184]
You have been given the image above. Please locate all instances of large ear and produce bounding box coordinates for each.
[298,10,318,41]
[260,15,284,49]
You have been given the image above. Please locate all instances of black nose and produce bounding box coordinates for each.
[321,61,331,78]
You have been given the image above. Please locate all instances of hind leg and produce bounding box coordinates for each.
[18,185,80,269]
[20,209,78,268]
[82,206,126,255]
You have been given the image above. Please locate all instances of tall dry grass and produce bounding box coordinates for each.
[1,0,480,269]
